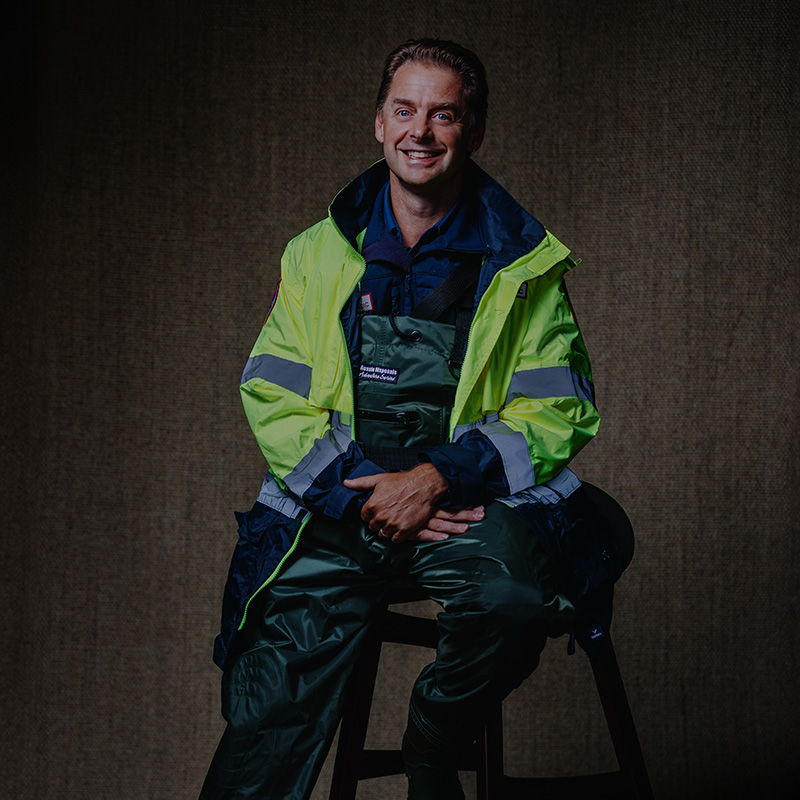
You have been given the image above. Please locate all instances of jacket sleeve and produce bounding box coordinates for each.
[239,240,380,520]
[421,257,600,505]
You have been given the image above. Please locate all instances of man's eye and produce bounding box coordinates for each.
[397,109,411,117]
[435,113,453,122]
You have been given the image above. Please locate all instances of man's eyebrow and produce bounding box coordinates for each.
[391,98,463,115]
[432,102,463,114]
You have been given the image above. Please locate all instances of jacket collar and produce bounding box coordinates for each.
[329,159,547,266]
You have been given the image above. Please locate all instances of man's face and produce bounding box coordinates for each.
[375,62,484,199]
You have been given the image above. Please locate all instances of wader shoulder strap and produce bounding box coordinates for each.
[409,256,482,322]
[410,256,482,373]
[450,306,472,375]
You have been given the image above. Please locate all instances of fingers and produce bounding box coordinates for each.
[415,505,485,537]
[424,516,470,535]
[388,506,486,543]
[430,505,485,523]
[348,473,392,526]
[413,528,451,543]
[365,510,385,531]
[375,510,475,542]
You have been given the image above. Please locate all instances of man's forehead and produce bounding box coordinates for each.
[384,61,466,103]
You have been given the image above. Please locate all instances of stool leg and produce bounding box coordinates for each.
[329,634,384,800]
[475,702,504,800]
[589,637,653,800]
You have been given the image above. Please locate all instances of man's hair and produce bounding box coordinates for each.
[376,38,488,130]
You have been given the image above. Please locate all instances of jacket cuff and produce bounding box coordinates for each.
[298,436,385,521]
[419,443,487,507]
[420,430,512,505]
[324,459,385,521]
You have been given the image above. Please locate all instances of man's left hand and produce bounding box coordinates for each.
[415,505,486,542]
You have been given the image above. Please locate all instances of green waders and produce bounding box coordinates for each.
[200,316,574,800]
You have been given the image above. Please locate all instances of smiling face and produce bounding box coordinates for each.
[375,61,484,203]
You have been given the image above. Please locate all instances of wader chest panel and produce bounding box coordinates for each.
[356,315,458,469]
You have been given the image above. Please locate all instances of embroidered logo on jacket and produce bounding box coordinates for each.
[358,364,399,383]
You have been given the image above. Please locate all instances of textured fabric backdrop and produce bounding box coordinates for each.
[3,1,798,798]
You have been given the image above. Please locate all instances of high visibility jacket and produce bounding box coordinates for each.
[213,160,600,669]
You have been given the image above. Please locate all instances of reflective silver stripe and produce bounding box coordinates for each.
[506,366,595,406]
[546,466,582,497]
[330,410,352,439]
[283,426,353,499]
[476,420,535,495]
[499,467,582,507]
[240,353,312,399]
[452,413,499,441]
[256,474,307,519]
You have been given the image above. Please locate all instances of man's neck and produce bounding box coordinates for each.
[388,173,463,248]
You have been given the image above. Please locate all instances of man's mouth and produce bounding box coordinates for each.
[403,150,442,159]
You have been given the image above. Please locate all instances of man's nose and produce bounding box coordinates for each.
[411,118,433,139]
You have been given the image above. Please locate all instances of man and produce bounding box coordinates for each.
[202,39,600,800]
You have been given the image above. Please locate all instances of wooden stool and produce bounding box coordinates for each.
[329,486,653,800]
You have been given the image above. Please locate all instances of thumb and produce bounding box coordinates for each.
[343,474,379,489]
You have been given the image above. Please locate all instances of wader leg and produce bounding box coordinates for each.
[200,516,388,800]
[394,501,574,797]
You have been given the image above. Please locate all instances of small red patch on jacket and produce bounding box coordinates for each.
[358,293,374,313]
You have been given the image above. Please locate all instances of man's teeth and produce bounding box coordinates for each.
[406,151,438,159]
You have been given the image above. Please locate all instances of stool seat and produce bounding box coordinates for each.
[329,485,653,800]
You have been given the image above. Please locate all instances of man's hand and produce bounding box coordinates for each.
[344,463,482,543]
[415,505,486,542]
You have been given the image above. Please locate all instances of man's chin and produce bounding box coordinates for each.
[390,166,464,196]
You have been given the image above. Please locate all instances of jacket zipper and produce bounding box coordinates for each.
[330,218,368,422]
[237,511,314,632]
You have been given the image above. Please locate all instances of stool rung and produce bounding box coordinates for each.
[497,770,627,800]
[355,740,484,781]
[356,749,405,780]
[376,611,437,648]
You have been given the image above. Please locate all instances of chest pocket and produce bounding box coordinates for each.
[356,315,457,471]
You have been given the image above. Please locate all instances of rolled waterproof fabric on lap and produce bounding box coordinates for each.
[513,484,630,652]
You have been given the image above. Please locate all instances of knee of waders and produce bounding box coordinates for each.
[220,650,281,735]
[468,571,552,626]
[458,500,564,626]
[464,567,576,643]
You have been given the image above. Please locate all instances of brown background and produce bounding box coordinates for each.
[3,1,798,798]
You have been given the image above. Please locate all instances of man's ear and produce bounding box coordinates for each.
[469,122,486,154]
[375,108,385,144]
